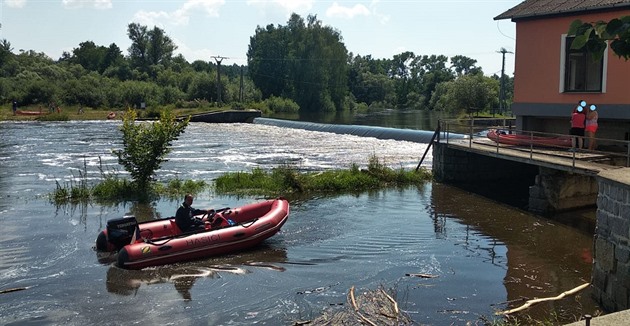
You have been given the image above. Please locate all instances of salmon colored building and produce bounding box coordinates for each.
[495,0,630,142]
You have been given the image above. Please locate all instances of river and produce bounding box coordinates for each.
[0,115,600,325]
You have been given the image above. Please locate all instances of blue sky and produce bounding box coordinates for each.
[0,0,521,76]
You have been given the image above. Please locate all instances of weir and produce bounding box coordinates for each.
[252,117,464,143]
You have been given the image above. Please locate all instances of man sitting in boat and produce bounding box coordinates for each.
[175,194,211,232]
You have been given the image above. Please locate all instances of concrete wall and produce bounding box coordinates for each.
[433,143,597,215]
[591,170,630,312]
[432,142,532,184]
[529,167,598,215]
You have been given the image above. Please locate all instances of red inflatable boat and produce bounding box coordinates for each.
[95,198,290,270]
[486,129,573,148]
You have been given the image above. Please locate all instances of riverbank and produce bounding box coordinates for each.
[0,105,232,121]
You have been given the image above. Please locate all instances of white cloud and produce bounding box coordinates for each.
[173,38,215,62]
[369,0,389,24]
[61,0,112,9]
[326,2,370,19]
[133,0,225,27]
[246,0,314,15]
[5,0,27,8]
[133,10,171,28]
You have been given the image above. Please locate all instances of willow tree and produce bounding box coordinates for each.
[114,109,189,196]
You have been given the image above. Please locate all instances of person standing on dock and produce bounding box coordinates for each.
[12,99,17,115]
[585,104,598,150]
[569,103,586,150]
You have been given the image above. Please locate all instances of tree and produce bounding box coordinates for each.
[65,41,120,73]
[416,55,454,109]
[389,51,415,109]
[247,13,348,112]
[568,16,630,60]
[247,23,291,98]
[127,23,177,74]
[430,74,498,115]
[114,109,189,195]
[450,55,482,76]
[0,24,12,72]
[347,54,394,106]
[0,39,12,71]
[147,26,177,66]
[288,14,348,112]
[127,23,149,71]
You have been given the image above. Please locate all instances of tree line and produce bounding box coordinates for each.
[0,15,513,115]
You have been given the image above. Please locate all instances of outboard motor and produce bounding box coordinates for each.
[96,216,139,252]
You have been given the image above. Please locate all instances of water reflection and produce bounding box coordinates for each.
[105,246,287,300]
[430,183,600,320]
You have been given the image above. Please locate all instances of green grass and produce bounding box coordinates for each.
[215,156,432,197]
[50,157,208,204]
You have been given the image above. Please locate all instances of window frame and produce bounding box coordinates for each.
[559,34,607,93]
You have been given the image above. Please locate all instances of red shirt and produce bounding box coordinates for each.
[571,112,586,128]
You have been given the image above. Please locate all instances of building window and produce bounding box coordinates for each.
[563,36,603,92]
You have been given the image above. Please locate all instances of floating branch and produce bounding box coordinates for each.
[496,283,590,315]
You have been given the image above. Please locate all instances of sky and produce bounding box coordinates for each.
[0,0,521,76]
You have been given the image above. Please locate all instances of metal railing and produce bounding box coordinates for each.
[437,118,630,168]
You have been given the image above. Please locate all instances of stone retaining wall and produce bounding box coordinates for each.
[591,171,630,312]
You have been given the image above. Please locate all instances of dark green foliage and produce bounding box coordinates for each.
[265,96,299,112]
[62,41,124,74]
[430,74,499,114]
[247,14,348,112]
[568,16,630,60]
[0,20,511,114]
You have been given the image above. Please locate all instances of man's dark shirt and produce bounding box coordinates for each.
[175,203,206,232]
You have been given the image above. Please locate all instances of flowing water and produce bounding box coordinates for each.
[0,117,600,325]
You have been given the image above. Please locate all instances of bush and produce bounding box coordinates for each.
[265,96,299,113]
[114,108,189,197]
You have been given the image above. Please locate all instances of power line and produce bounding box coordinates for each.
[211,56,229,103]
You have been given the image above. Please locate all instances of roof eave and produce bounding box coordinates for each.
[494,3,630,21]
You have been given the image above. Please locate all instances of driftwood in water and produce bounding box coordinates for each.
[302,286,413,326]
[405,273,438,278]
[0,287,27,294]
[496,283,590,315]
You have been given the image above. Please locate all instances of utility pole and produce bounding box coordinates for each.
[239,65,244,103]
[497,48,513,115]
[211,56,228,104]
